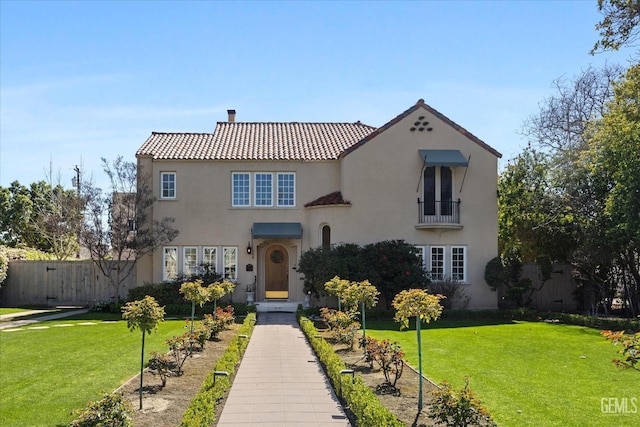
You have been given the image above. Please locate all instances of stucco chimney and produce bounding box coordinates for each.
[227,109,236,123]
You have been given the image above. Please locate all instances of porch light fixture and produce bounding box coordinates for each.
[246,242,252,254]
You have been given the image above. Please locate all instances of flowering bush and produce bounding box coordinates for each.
[149,351,172,387]
[69,392,132,427]
[429,378,496,427]
[320,307,361,350]
[602,330,640,371]
[366,338,404,394]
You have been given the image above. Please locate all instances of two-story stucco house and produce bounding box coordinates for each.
[135,99,501,310]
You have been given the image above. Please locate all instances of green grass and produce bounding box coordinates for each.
[0,313,189,426]
[366,319,639,427]
[0,307,42,316]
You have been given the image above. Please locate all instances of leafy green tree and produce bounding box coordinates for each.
[582,64,640,315]
[497,148,575,262]
[592,0,640,53]
[121,296,165,410]
[0,180,81,257]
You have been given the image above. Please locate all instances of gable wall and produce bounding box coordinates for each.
[334,107,499,309]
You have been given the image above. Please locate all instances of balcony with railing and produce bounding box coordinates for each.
[416,199,463,230]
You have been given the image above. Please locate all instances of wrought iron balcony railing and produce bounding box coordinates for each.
[417,199,461,225]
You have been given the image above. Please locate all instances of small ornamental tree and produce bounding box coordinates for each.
[393,289,444,412]
[341,279,379,344]
[207,280,236,316]
[324,276,351,311]
[121,296,165,410]
[180,280,209,350]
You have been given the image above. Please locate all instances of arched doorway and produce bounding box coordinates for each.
[265,245,289,299]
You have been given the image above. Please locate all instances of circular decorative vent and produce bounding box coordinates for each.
[270,250,284,264]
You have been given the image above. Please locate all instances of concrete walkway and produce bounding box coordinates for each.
[217,311,351,427]
[0,308,90,330]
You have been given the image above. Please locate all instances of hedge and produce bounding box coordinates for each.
[298,315,403,427]
[179,312,256,426]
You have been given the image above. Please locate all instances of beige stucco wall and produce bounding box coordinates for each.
[337,108,499,309]
[137,105,500,309]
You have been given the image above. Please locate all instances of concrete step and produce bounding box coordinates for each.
[253,301,302,313]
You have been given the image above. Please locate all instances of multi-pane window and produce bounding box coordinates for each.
[163,247,177,281]
[232,173,250,206]
[255,173,273,206]
[183,247,198,277]
[430,246,445,280]
[451,246,466,281]
[231,172,296,207]
[203,247,217,272]
[223,247,238,280]
[277,173,295,206]
[161,172,176,199]
[417,245,467,282]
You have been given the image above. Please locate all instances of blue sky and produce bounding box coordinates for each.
[0,0,634,189]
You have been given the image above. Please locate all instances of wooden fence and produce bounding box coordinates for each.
[498,262,578,312]
[0,260,137,307]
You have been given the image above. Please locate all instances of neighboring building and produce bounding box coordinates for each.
[135,99,502,309]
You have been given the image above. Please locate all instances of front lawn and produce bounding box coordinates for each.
[367,319,639,427]
[0,313,188,426]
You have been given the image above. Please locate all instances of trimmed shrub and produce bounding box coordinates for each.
[429,378,496,427]
[179,313,256,427]
[68,391,133,427]
[298,315,403,427]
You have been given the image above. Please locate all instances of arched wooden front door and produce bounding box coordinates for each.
[265,245,289,299]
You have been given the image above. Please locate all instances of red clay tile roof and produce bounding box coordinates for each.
[136,100,501,161]
[304,191,351,208]
[136,122,376,161]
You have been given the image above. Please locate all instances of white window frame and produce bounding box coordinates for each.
[183,247,198,277]
[414,245,427,271]
[163,247,178,281]
[254,173,273,207]
[430,246,446,281]
[223,246,238,280]
[277,172,296,207]
[203,247,218,272]
[451,246,467,282]
[160,172,176,199]
[232,172,251,207]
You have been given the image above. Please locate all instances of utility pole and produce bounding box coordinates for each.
[73,165,81,258]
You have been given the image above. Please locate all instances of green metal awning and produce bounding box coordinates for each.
[419,149,469,167]
[252,222,302,239]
